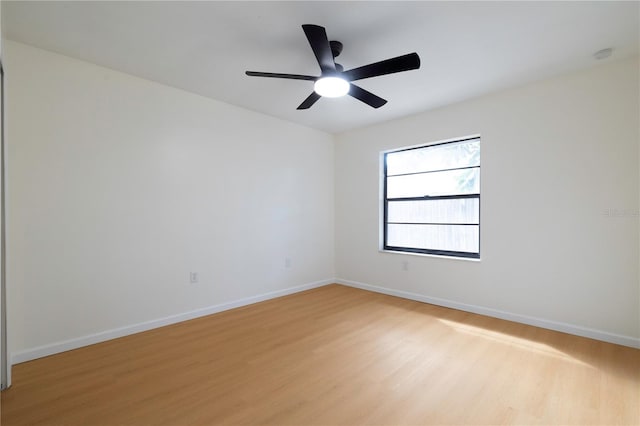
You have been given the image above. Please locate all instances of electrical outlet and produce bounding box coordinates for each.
[190,272,199,283]
[402,260,409,271]
[285,258,292,268]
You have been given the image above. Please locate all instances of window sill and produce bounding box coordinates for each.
[379,249,481,262]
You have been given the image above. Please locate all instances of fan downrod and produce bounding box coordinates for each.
[330,41,344,72]
[330,41,343,58]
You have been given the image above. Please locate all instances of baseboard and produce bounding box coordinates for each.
[11,279,333,365]
[11,277,639,365]
[336,278,640,349]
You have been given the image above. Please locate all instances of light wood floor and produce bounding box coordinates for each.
[1,284,638,425]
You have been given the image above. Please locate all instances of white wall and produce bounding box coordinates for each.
[5,41,335,360]
[5,40,639,363]
[335,57,640,345]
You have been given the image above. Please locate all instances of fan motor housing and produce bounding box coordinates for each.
[330,40,343,58]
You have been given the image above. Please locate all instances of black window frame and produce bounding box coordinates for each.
[383,137,481,259]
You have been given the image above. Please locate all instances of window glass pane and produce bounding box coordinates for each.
[387,198,479,224]
[386,168,479,198]
[387,224,479,253]
[386,139,480,176]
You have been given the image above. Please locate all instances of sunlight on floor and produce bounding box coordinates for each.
[437,318,592,367]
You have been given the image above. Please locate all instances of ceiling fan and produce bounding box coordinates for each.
[245,24,421,110]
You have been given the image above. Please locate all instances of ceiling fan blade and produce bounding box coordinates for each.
[348,84,387,108]
[246,71,317,81]
[302,24,336,74]
[297,92,322,110]
[342,53,420,82]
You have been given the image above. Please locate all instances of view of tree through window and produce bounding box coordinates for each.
[383,137,480,258]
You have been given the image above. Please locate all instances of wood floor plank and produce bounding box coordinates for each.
[1,284,638,425]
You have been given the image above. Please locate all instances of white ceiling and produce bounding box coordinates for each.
[3,1,639,134]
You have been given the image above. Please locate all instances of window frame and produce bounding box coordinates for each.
[382,136,481,259]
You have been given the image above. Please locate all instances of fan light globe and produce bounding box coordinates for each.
[314,77,350,98]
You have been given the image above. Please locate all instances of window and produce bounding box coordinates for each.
[383,137,480,259]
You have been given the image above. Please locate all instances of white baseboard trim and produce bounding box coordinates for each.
[11,279,333,365]
[11,277,639,365]
[336,278,640,349]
